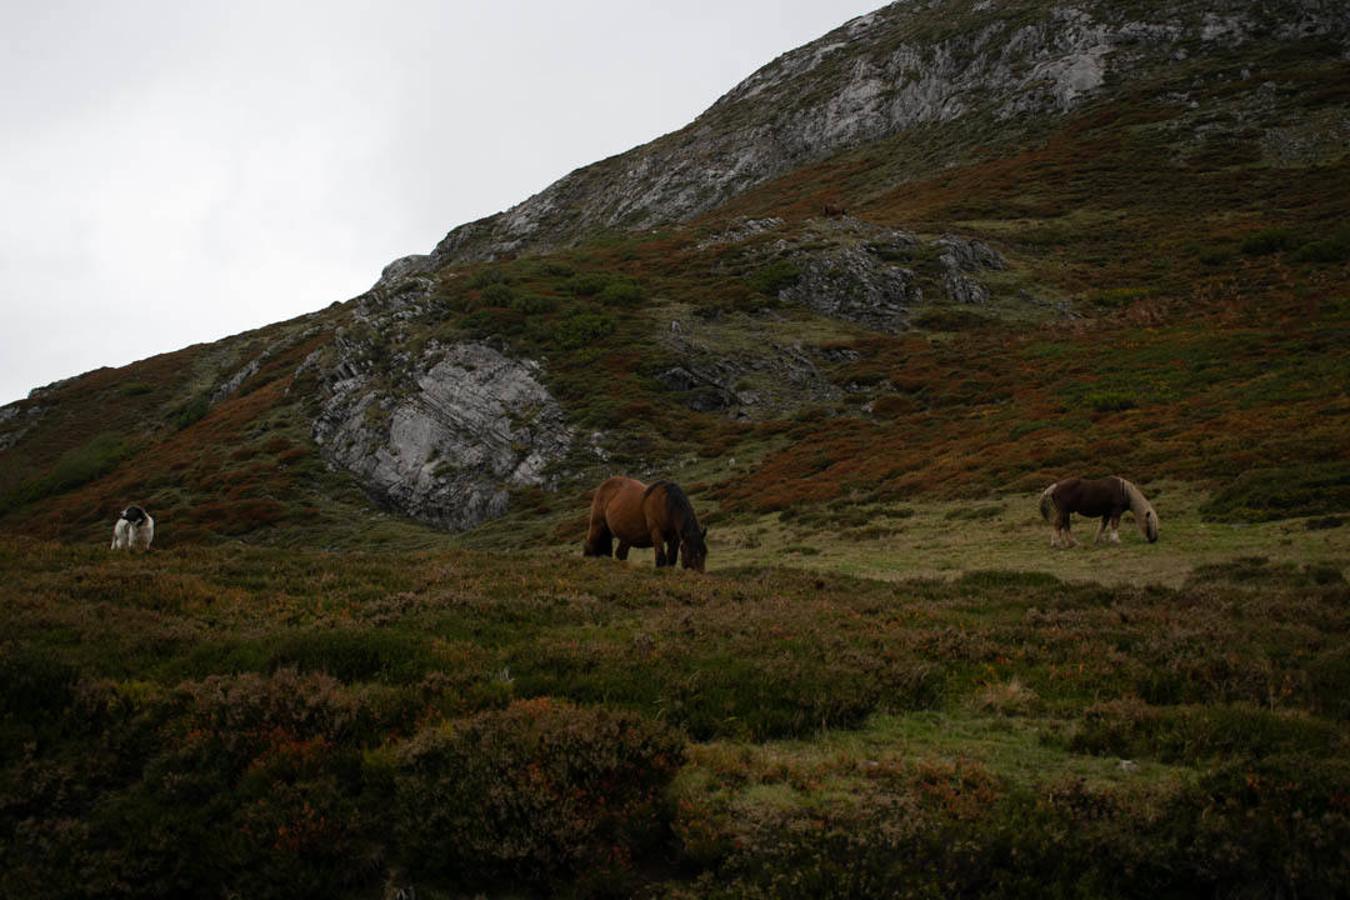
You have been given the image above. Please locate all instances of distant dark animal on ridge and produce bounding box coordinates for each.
[822,203,848,217]
[1039,477,1158,548]
[584,476,708,571]
[111,505,155,550]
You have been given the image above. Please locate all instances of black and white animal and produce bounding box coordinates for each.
[111,505,155,550]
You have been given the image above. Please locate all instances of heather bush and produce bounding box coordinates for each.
[1071,699,1345,764]
[746,259,800,295]
[598,277,645,307]
[1240,226,1299,256]
[1200,461,1350,522]
[388,698,683,892]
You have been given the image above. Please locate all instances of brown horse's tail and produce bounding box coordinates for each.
[1039,484,1058,522]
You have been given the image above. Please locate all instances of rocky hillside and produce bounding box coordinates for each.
[424,0,1350,265]
[2,0,1348,546]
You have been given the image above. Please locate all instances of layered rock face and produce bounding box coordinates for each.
[305,267,573,531]
[423,0,1348,266]
[313,339,572,531]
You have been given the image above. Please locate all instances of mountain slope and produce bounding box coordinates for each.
[1,0,1348,549]
[424,0,1350,265]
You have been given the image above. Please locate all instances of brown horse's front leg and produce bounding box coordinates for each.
[650,527,672,567]
[616,542,631,561]
[666,538,680,568]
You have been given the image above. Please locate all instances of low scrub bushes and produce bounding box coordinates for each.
[1083,389,1138,412]
[387,699,683,892]
[746,259,800,295]
[0,431,129,514]
[674,757,1350,899]
[1201,461,1350,522]
[0,673,683,899]
[1240,227,1299,256]
[555,310,616,348]
[1071,698,1345,764]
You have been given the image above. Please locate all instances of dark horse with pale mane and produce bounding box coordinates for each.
[1039,476,1158,548]
[584,476,708,571]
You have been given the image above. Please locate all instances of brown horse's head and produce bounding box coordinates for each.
[681,526,708,572]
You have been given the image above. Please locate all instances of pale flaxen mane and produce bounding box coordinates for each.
[1118,477,1159,542]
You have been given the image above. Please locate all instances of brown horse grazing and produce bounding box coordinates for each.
[822,203,848,217]
[584,476,708,571]
[1039,476,1158,548]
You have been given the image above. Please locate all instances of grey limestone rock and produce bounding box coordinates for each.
[0,401,45,452]
[312,341,573,531]
[781,246,918,331]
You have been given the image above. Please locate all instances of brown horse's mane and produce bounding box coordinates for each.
[645,481,702,544]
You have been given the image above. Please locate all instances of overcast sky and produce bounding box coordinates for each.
[0,1,883,404]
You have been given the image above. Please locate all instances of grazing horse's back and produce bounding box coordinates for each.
[584,476,708,570]
[1040,476,1158,547]
[585,476,648,558]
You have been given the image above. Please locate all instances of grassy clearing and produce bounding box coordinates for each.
[702,482,1350,587]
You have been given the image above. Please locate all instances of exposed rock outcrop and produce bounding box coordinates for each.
[312,341,573,531]
[0,401,45,452]
[781,246,919,330]
[935,234,1005,305]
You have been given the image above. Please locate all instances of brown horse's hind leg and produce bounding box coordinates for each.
[1109,515,1122,544]
[1057,512,1076,548]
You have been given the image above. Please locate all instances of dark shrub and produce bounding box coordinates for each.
[391,699,683,891]
[1240,227,1299,255]
[175,394,210,429]
[7,671,383,899]
[1201,461,1350,522]
[567,272,613,296]
[479,282,515,306]
[0,646,77,740]
[467,268,507,289]
[268,629,439,684]
[1291,225,1350,263]
[556,311,616,348]
[1307,645,1350,720]
[0,432,130,514]
[1072,699,1344,764]
[1183,756,1350,898]
[509,293,558,314]
[913,308,995,330]
[1083,390,1137,412]
[598,278,645,307]
[746,259,800,295]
